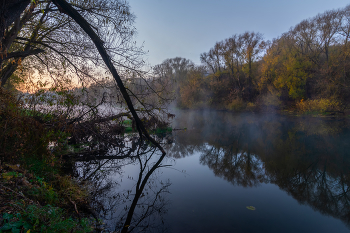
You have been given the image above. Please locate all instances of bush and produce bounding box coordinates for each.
[259,92,281,108]
[0,204,93,233]
[226,98,246,111]
[296,98,341,113]
[0,88,50,163]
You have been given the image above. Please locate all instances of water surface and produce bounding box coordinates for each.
[80,111,350,232]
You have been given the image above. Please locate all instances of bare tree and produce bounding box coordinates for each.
[1,0,144,90]
[50,0,166,154]
[200,41,225,73]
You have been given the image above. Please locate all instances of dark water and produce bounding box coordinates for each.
[81,111,350,233]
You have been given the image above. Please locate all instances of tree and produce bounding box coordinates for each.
[1,0,167,154]
[0,0,30,45]
[260,34,312,100]
[153,57,195,106]
[179,66,207,108]
[238,32,265,100]
[259,6,350,104]
[51,0,167,154]
[200,41,224,74]
[1,0,144,89]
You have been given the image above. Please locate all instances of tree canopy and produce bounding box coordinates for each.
[157,5,350,114]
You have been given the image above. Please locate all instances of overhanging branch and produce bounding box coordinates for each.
[1,49,44,60]
[51,0,166,155]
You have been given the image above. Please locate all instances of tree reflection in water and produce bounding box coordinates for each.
[73,111,350,231]
[200,149,266,187]
[170,111,350,227]
[74,137,171,233]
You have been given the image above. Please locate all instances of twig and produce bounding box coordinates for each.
[68,197,80,216]
[0,184,31,202]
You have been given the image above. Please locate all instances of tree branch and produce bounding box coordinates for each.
[1,49,44,60]
[51,0,166,155]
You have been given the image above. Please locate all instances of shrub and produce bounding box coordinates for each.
[259,92,281,108]
[226,98,246,111]
[296,98,341,113]
[0,204,93,233]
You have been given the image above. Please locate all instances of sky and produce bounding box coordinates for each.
[128,0,350,66]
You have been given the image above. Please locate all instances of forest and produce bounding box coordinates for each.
[153,5,350,114]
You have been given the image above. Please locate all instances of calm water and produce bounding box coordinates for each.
[80,111,350,233]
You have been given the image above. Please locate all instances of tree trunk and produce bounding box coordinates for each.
[51,0,165,155]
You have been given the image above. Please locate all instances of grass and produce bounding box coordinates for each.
[125,126,133,133]
[1,204,93,233]
[0,162,93,233]
[22,157,59,181]
[122,120,132,125]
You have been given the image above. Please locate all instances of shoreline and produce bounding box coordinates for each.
[172,106,350,118]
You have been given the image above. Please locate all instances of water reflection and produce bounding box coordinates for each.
[75,111,350,232]
[74,139,171,233]
[200,150,266,187]
[170,111,350,227]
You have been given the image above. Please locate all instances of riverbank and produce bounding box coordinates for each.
[0,160,97,233]
[0,88,173,233]
[174,105,350,118]
[0,88,98,232]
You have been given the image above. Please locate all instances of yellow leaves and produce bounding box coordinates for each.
[2,173,14,180]
[296,98,341,113]
[246,206,256,210]
[17,58,22,67]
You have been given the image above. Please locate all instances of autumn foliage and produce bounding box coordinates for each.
[157,5,350,114]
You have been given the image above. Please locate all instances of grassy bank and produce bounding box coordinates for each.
[0,163,94,233]
[0,88,96,232]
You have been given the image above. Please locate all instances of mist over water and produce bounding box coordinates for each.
[164,111,350,232]
[82,110,350,232]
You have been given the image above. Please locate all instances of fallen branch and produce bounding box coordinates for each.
[81,113,131,125]
[67,197,80,216]
[0,184,31,202]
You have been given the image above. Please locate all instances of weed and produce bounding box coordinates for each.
[23,158,59,180]
[124,127,133,133]
[0,204,93,233]
[122,120,132,126]
[1,172,23,180]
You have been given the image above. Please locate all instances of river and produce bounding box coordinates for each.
[78,110,350,233]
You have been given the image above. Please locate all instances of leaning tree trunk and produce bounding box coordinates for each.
[51,0,166,155]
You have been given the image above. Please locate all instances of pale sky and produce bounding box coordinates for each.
[128,0,350,66]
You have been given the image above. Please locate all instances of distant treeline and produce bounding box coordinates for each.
[153,5,350,113]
